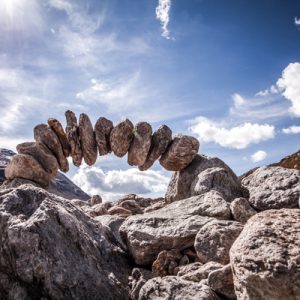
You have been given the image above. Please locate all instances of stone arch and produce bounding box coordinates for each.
[5,111,200,188]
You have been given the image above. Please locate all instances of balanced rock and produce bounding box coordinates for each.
[159,134,199,171]
[230,209,300,300]
[78,113,97,166]
[5,154,52,188]
[128,122,152,166]
[110,119,134,157]
[120,190,231,265]
[139,125,172,171]
[94,117,113,155]
[230,197,257,224]
[195,219,243,264]
[48,118,70,157]
[34,124,69,172]
[16,142,58,179]
[242,166,300,211]
[208,264,236,300]
[166,154,245,203]
[65,110,82,166]
[139,276,220,300]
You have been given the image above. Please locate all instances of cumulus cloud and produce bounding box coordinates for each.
[251,150,267,163]
[189,116,275,149]
[156,0,172,39]
[72,165,170,201]
[282,125,300,134]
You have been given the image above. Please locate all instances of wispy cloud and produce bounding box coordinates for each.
[156,0,172,39]
[251,150,267,163]
[282,125,300,135]
[295,17,300,27]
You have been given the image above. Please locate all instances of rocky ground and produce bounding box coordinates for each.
[0,147,299,299]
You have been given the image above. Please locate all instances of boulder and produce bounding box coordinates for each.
[242,166,300,211]
[165,154,245,203]
[34,124,69,172]
[120,190,231,265]
[0,184,131,299]
[108,206,132,217]
[129,268,153,300]
[90,194,102,206]
[16,142,58,179]
[94,117,114,155]
[208,264,236,300]
[230,209,300,300]
[195,220,243,264]
[118,200,143,214]
[128,122,152,166]
[48,118,71,157]
[65,110,82,167]
[230,197,257,223]
[110,119,134,157]
[78,113,97,166]
[5,154,52,188]
[139,125,172,171]
[139,276,220,300]
[159,134,199,171]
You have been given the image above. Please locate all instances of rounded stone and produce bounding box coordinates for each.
[110,119,134,157]
[139,125,172,171]
[128,122,152,167]
[79,113,97,166]
[94,117,114,156]
[34,124,69,173]
[159,134,200,171]
[65,110,82,167]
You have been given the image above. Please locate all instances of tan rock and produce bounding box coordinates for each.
[94,117,113,155]
[34,124,69,172]
[159,134,199,171]
[48,118,70,157]
[90,195,102,206]
[79,113,97,166]
[128,122,152,166]
[110,119,134,157]
[65,110,82,167]
[108,206,132,217]
[230,197,257,223]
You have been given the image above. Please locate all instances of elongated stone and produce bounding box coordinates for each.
[110,119,134,157]
[65,110,82,167]
[16,142,58,179]
[5,154,51,187]
[48,118,70,157]
[34,124,69,172]
[94,117,113,156]
[139,125,172,171]
[159,134,199,171]
[128,122,152,166]
[79,113,97,166]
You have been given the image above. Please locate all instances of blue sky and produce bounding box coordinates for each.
[0,0,299,200]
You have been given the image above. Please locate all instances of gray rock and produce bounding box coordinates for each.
[94,117,113,155]
[160,134,199,171]
[110,119,134,157]
[230,197,257,223]
[65,110,82,167]
[177,262,223,282]
[139,276,220,300]
[166,154,245,203]
[242,166,300,211]
[128,122,152,167]
[34,124,69,172]
[230,209,300,300]
[118,200,143,214]
[139,125,172,171]
[48,118,71,157]
[16,142,58,179]
[0,184,131,299]
[195,220,243,264]
[90,194,102,206]
[120,190,231,265]
[208,264,236,300]
[129,268,153,300]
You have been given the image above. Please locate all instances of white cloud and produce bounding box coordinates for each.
[72,165,170,201]
[251,150,267,163]
[232,93,246,108]
[282,125,300,134]
[295,17,300,26]
[156,0,172,39]
[189,116,275,149]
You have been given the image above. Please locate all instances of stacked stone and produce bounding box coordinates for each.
[5,111,200,188]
